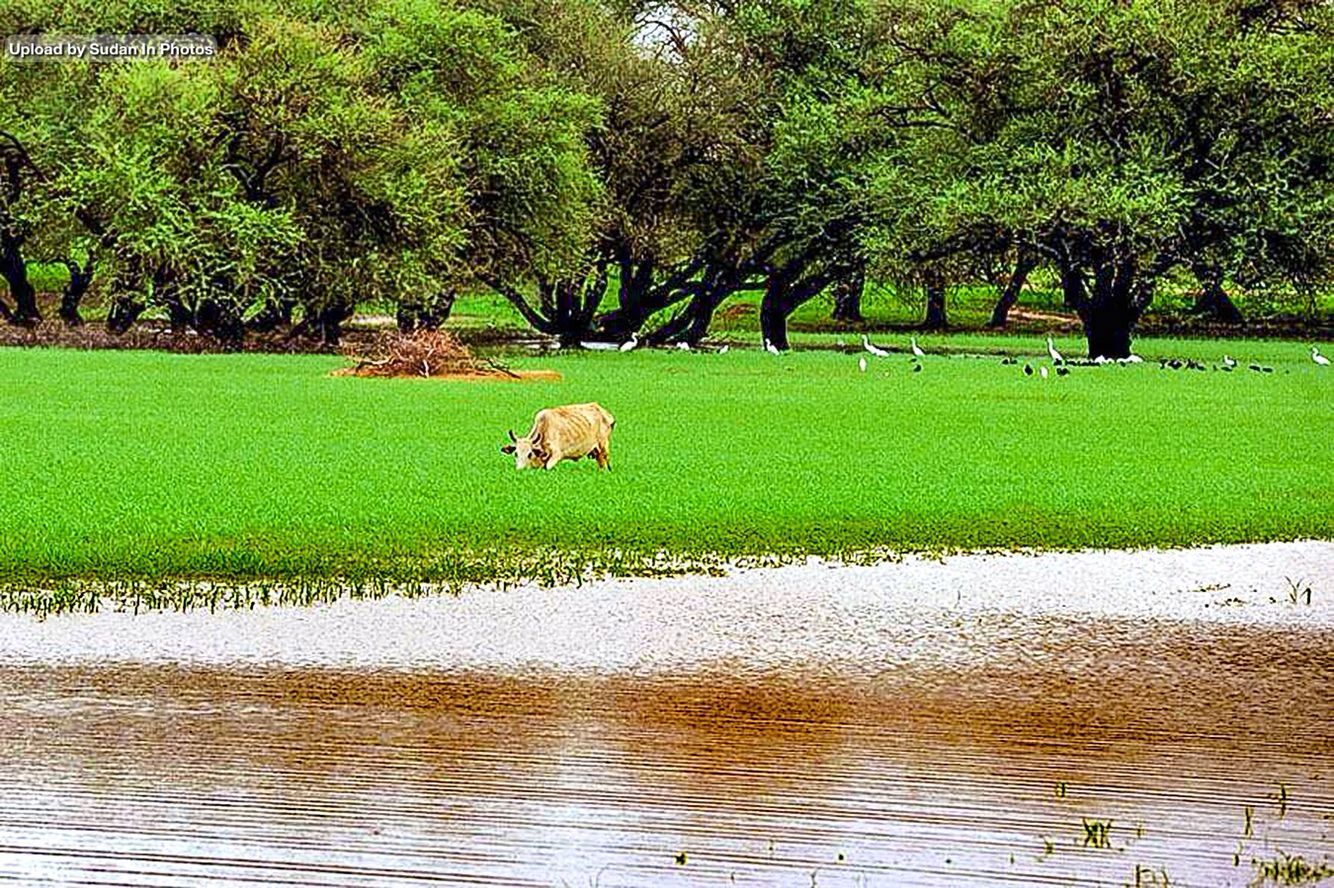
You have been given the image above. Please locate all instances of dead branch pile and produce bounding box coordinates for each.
[339,329,515,378]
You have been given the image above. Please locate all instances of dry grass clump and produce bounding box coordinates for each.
[339,329,515,379]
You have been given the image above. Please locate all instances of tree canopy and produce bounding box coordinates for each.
[1,0,1330,354]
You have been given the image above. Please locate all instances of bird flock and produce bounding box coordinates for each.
[848,333,1327,378]
[568,329,1331,375]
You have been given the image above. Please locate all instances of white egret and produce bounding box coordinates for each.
[676,341,692,351]
[718,345,730,354]
[1118,355,1144,364]
[765,338,782,355]
[619,333,639,352]
[862,335,889,357]
[910,336,925,358]
[1046,336,1064,364]
[1222,355,1237,369]
[858,356,867,373]
[1039,366,1049,379]
[1313,346,1330,366]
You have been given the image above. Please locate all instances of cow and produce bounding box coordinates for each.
[500,402,615,470]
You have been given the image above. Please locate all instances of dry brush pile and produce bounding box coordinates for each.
[338,329,518,379]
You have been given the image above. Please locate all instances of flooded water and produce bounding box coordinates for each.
[1,544,1331,887]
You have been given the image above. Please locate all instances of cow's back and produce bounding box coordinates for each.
[536,403,612,450]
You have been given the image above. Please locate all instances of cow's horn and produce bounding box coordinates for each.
[507,429,517,442]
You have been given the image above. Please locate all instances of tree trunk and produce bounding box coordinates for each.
[651,287,722,345]
[677,288,728,345]
[247,298,296,334]
[987,249,1036,329]
[106,262,147,334]
[1065,256,1145,360]
[314,299,353,347]
[58,257,93,327]
[162,292,194,333]
[291,298,353,346]
[395,302,417,333]
[419,290,455,329]
[759,274,794,351]
[830,269,865,323]
[595,257,708,340]
[552,282,585,347]
[646,267,742,346]
[479,265,605,343]
[397,290,457,332]
[195,298,246,346]
[106,296,145,334]
[0,242,39,326]
[1080,301,1135,359]
[643,302,694,345]
[597,260,656,336]
[760,269,830,351]
[1190,265,1243,324]
[922,275,947,330]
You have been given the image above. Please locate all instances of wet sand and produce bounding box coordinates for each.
[1,542,1331,886]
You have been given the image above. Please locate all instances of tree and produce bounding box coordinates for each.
[830,265,866,322]
[866,0,1334,358]
[987,247,1037,329]
[2,0,603,345]
[695,0,891,350]
[478,0,757,345]
[0,129,41,325]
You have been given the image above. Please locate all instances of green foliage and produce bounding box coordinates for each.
[0,0,602,338]
[863,0,1334,353]
[1,0,1329,347]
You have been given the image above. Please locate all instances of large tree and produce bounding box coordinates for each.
[866,0,1334,358]
[652,0,894,350]
[475,0,758,345]
[1,0,602,345]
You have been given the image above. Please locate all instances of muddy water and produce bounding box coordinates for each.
[1,548,1332,887]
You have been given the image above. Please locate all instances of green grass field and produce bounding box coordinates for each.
[0,335,1330,610]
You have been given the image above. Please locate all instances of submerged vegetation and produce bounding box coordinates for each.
[1250,852,1333,886]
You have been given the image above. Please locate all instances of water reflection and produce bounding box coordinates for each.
[1,613,1330,887]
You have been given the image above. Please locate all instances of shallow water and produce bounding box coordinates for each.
[1,546,1332,887]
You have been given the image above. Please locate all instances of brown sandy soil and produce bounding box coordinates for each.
[1006,306,1082,327]
[0,319,386,354]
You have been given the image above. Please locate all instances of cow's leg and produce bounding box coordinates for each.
[597,437,611,470]
[544,451,561,470]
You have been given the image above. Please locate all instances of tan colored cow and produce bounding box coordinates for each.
[501,402,615,470]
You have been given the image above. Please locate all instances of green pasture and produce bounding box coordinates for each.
[0,335,1330,611]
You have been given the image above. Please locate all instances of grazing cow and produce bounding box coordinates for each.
[500,402,615,470]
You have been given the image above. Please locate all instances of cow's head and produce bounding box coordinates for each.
[500,429,547,470]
